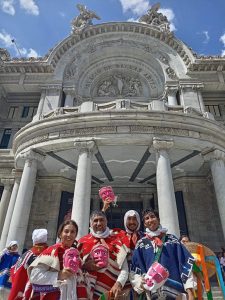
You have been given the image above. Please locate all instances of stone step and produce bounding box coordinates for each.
[203,286,224,300]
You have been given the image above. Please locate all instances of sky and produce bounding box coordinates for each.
[0,0,225,59]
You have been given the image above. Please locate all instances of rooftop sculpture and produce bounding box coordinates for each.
[71,3,101,34]
[139,3,170,33]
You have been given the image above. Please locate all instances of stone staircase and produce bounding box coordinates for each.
[203,286,224,299]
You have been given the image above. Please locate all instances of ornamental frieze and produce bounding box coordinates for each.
[130,125,190,137]
[60,126,117,137]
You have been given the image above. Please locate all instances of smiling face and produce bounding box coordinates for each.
[91,215,107,234]
[8,244,18,253]
[60,224,77,248]
[126,215,139,232]
[143,212,160,232]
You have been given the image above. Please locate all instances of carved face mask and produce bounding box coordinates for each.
[99,186,115,203]
[144,262,169,292]
[90,245,109,268]
[63,248,81,273]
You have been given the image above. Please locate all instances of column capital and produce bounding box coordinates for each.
[16,150,45,165]
[179,83,204,91]
[63,87,76,95]
[74,140,97,154]
[165,85,178,96]
[203,149,225,162]
[153,137,174,151]
[1,178,14,187]
[41,84,62,91]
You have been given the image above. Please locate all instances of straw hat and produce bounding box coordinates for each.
[185,242,216,277]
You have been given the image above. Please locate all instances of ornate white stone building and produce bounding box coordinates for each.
[0,5,225,251]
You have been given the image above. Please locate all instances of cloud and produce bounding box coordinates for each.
[119,0,150,16]
[127,17,139,22]
[220,33,225,45]
[27,48,38,57]
[0,0,15,15]
[159,8,176,31]
[19,0,39,15]
[202,31,210,44]
[0,29,14,47]
[219,33,225,56]
[15,46,39,57]
[0,29,39,57]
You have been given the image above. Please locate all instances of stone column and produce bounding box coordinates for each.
[194,85,206,113]
[6,150,44,251]
[180,83,204,112]
[33,88,46,121]
[204,150,225,238]
[166,86,178,106]
[0,178,13,235]
[71,141,96,239]
[63,87,76,107]
[0,170,21,250]
[153,137,180,236]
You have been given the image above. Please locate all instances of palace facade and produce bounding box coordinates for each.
[0,5,225,251]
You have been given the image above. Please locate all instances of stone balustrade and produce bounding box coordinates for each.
[40,99,215,120]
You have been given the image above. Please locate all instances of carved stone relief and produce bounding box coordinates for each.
[97,74,143,98]
[64,58,78,80]
[77,57,164,99]
[165,66,178,80]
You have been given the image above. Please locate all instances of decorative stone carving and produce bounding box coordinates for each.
[139,3,170,33]
[74,140,97,154]
[71,4,100,34]
[64,59,77,80]
[203,149,225,163]
[97,74,143,97]
[153,137,174,150]
[17,150,45,163]
[0,48,10,61]
[1,178,14,187]
[165,67,178,80]
[184,106,202,116]
[165,85,178,96]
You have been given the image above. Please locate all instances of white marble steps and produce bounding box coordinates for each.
[203,286,224,299]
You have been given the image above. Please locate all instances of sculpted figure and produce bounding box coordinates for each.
[139,3,170,32]
[71,4,100,33]
[98,80,116,97]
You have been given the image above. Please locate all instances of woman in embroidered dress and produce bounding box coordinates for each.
[130,209,196,300]
[28,220,86,300]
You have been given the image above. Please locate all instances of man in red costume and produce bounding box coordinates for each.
[78,210,129,299]
[9,228,48,300]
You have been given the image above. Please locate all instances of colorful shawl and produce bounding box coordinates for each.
[131,234,195,295]
[78,229,129,300]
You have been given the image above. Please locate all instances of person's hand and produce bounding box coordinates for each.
[82,257,102,272]
[186,288,194,300]
[58,268,74,280]
[110,281,122,299]
[101,199,111,212]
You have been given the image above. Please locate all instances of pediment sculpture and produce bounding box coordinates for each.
[96,74,143,98]
[71,4,101,34]
[139,3,170,33]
